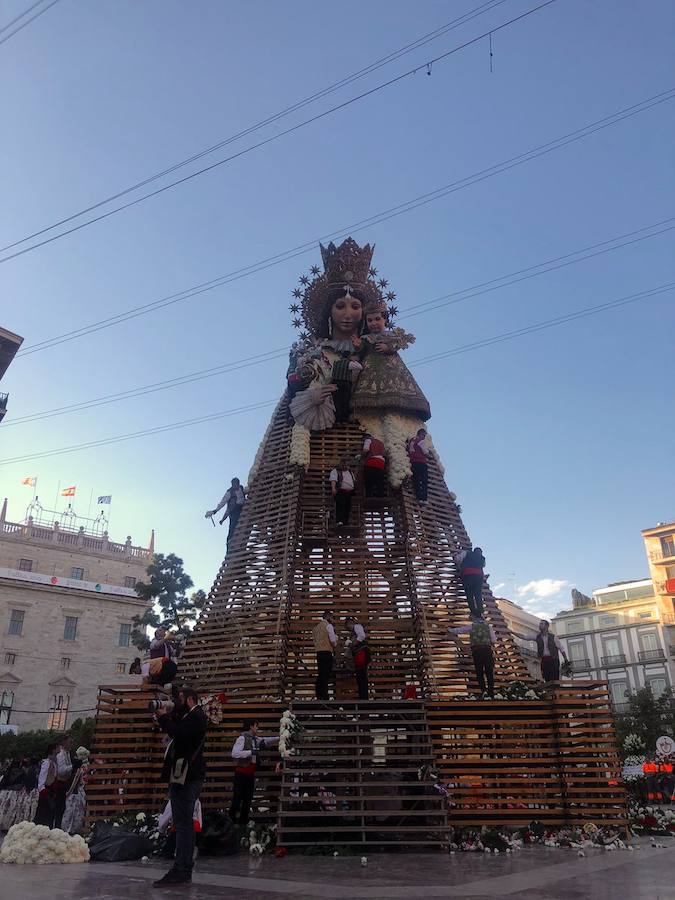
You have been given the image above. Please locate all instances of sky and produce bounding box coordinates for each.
[1,0,674,622]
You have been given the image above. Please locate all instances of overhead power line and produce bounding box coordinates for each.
[0,0,60,47]
[4,216,673,429]
[0,0,560,264]
[0,0,509,254]
[3,280,673,466]
[15,87,675,358]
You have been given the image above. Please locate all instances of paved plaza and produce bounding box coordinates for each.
[0,838,672,899]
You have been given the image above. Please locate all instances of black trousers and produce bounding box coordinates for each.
[316,651,334,700]
[541,657,560,682]
[411,462,428,501]
[462,576,484,616]
[471,646,494,695]
[334,491,352,525]
[364,466,386,498]
[52,782,68,829]
[169,779,202,875]
[227,506,242,545]
[355,666,369,700]
[34,791,55,827]
[229,772,255,826]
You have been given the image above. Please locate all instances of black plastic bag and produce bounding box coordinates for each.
[89,823,153,862]
[198,810,238,856]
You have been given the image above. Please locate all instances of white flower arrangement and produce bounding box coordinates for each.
[289,423,311,470]
[622,733,645,754]
[248,416,275,485]
[278,709,301,759]
[0,822,90,864]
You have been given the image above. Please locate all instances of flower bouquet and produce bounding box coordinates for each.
[560,660,573,677]
[0,822,90,864]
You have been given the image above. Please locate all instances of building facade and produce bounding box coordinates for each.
[553,578,673,712]
[0,325,24,422]
[642,519,675,628]
[496,597,543,680]
[0,500,153,732]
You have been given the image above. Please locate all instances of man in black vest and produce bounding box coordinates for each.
[154,688,207,886]
[512,619,569,682]
[454,546,487,617]
[229,719,279,827]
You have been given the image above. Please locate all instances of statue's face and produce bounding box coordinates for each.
[330,293,362,337]
[366,311,386,334]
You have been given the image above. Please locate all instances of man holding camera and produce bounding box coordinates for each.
[153,688,207,887]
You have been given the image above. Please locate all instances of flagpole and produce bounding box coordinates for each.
[53,480,61,513]
[87,488,93,520]
[33,478,37,501]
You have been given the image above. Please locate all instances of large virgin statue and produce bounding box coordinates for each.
[284,238,432,487]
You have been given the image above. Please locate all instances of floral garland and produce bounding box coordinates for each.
[629,801,675,835]
[278,709,301,758]
[450,681,546,701]
[289,423,311,470]
[448,821,635,853]
[0,821,90,864]
[240,822,278,856]
[248,416,275,485]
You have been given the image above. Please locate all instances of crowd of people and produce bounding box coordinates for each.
[26,735,91,834]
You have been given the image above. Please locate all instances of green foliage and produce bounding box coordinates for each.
[131,552,206,651]
[0,717,95,762]
[614,686,674,755]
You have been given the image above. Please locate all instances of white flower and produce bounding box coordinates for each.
[289,423,311,470]
[136,813,146,822]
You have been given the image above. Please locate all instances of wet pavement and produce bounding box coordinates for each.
[0,837,672,899]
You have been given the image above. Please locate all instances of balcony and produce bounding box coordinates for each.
[611,702,630,714]
[638,649,666,662]
[601,653,627,667]
[570,658,592,670]
[650,547,675,563]
[0,393,7,424]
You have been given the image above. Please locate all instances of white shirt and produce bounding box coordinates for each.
[215,485,246,514]
[351,623,366,642]
[55,748,72,781]
[37,758,55,792]
[231,733,279,760]
[449,623,496,643]
[326,622,338,646]
[329,469,355,491]
[523,631,563,656]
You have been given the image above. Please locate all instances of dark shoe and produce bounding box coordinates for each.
[153,870,191,886]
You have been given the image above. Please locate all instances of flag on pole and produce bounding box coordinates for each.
[21,477,36,487]
[97,495,112,504]
[61,486,76,497]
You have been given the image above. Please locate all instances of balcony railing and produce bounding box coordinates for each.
[570,658,592,670]
[650,547,675,562]
[638,649,666,662]
[601,654,627,667]
[612,702,630,714]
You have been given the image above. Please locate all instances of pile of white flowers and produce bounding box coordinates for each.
[278,709,301,759]
[247,415,276,485]
[622,733,645,754]
[289,423,311,470]
[0,822,90,864]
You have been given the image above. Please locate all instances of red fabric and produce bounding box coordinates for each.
[643,762,658,774]
[408,439,428,464]
[353,649,367,669]
[235,762,257,776]
[364,457,385,469]
[461,567,482,576]
[404,685,417,700]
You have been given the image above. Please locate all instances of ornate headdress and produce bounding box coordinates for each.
[289,237,399,338]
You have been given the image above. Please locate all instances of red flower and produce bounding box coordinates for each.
[275,847,288,858]
[216,692,227,704]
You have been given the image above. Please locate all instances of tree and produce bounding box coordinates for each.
[131,552,206,652]
[614,686,674,755]
[0,718,94,763]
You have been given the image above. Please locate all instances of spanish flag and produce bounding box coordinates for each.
[21,477,36,487]
[61,486,76,497]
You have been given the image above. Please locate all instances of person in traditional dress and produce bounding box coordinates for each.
[329,457,356,526]
[61,746,89,835]
[407,428,433,502]
[229,720,279,827]
[511,619,569,682]
[360,433,387,498]
[312,611,338,700]
[453,546,487,617]
[52,735,73,829]
[34,743,58,827]
[205,477,247,546]
[345,616,369,700]
[448,615,497,698]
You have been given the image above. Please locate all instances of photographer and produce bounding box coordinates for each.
[153,688,207,887]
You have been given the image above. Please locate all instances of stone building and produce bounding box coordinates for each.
[0,499,153,732]
[0,325,24,422]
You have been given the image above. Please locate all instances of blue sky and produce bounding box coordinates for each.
[1,0,673,621]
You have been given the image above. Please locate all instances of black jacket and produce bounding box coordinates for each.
[158,704,207,783]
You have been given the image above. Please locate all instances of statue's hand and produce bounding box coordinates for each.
[351,336,362,349]
[373,341,388,353]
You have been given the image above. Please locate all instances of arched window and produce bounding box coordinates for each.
[47,693,70,731]
[0,690,14,724]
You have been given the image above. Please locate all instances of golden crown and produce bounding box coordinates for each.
[289,238,399,338]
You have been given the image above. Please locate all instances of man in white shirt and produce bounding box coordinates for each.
[312,611,338,700]
[53,735,73,829]
[229,719,279,826]
[205,477,247,546]
[448,615,497,697]
[329,459,355,526]
[345,616,369,700]
[34,742,58,827]
[511,619,568,682]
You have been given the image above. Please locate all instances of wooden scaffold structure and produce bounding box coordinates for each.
[88,239,626,846]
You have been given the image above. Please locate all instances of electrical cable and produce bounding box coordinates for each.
[2,279,672,466]
[0,0,59,47]
[1,1,550,262]
[3,215,673,428]
[15,87,675,357]
[0,0,47,35]
[0,0,510,254]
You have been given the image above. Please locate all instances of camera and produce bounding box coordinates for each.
[148,699,174,714]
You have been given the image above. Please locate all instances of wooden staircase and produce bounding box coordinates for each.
[276,700,449,848]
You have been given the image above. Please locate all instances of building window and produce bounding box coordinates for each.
[600,615,618,626]
[118,623,132,648]
[609,681,629,706]
[61,657,70,669]
[63,616,78,641]
[4,652,15,666]
[566,621,583,634]
[660,537,675,558]
[567,640,587,661]
[70,567,84,581]
[123,576,136,589]
[8,609,25,636]
[115,662,126,674]
[637,611,653,620]
[647,677,668,698]
[638,631,659,652]
[18,558,33,572]
[0,690,14,725]
[47,694,69,731]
